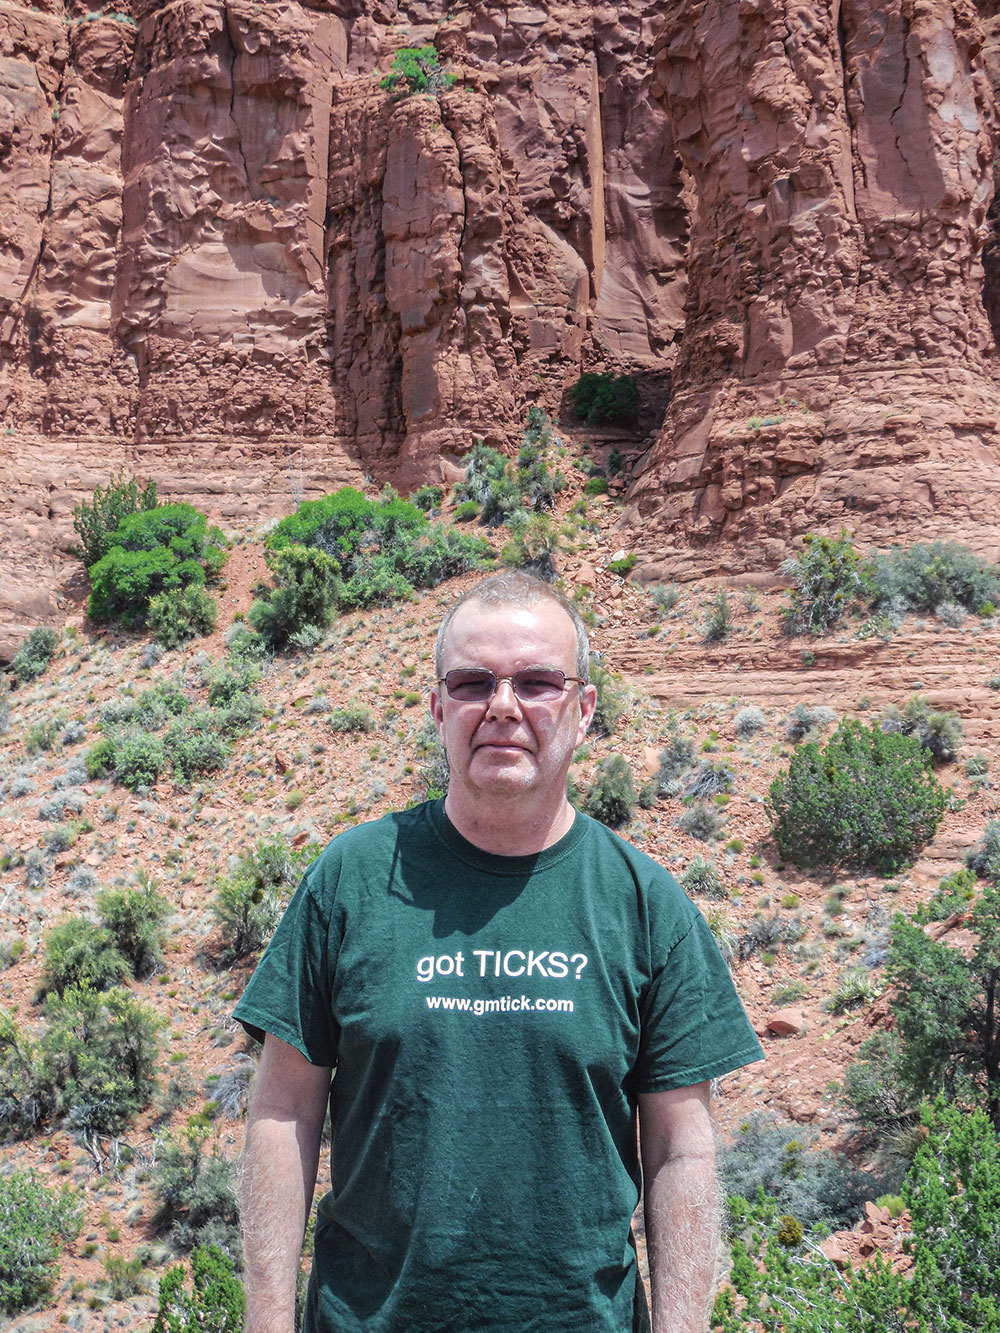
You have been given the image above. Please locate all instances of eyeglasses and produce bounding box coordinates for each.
[438,668,586,703]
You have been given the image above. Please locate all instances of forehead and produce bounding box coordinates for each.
[441,598,577,669]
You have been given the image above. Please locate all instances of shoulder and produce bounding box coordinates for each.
[303,801,438,891]
[577,814,694,908]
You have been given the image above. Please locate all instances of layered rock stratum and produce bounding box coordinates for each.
[3,0,1000,651]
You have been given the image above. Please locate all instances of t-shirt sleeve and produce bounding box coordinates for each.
[635,900,764,1093]
[232,863,341,1068]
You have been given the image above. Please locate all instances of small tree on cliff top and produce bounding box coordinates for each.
[379,46,456,98]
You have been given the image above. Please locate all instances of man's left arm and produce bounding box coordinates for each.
[638,1081,718,1333]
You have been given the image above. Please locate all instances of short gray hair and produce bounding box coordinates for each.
[435,571,590,679]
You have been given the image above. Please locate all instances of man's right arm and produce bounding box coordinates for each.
[242,1033,332,1333]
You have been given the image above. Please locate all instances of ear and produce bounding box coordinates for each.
[576,683,597,744]
[429,685,445,740]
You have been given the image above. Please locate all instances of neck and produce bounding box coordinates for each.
[442,789,576,856]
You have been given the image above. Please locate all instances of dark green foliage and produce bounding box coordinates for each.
[97,874,169,978]
[151,1129,241,1259]
[71,470,158,567]
[0,1170,82,1316]
[583,755,636,828]
[843,1030,913,1137]
[163,710,230,782]
[452,443,524,527]
[780,531,871,634]
[379,45,456,97]
[248,544,339,648]
[454,500,479,522]
[913,867,978,924]
[651,718,696,795]
[712,1101,1000,1333]
[607,553,637,578]
[583,475,609,496]
[589,662,628,738]
[87,504,228,627]
[719,1112,875,1233]
[868,539,1000,615]
[880,694,963,765]
[152,1245,245,1333]
[148,585,217,648]
[212,835,304,961]
[516,427,565,512]
[110,729,167,790]
[768,719,946,873]
[10,627,59,684]
[40,918,129,998]
[568,372,639,426]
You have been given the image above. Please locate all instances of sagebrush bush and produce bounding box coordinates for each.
[867,539,1000,615]
[719,1111,876,1234]
[148,584,217,648]
[589,661,628,738]
[583,755,636,828]
[97,874,169,978]
[72,471,158,567]
[781,531,870,634]
[702,589,733,643]
[164,711,230,782]
[652,718,695,795]
[0,1170,82,1316]
[39,917,130,998]
[11,627,59,684]
[683,761,733,800]
[212,836,304,962]
[568,372,639,426]
[112,729,167,790]
[784,703,836,743]
[152,1244,245,1333]
[967,819,1000,882]
[151,1129,241,1259]
[452,443,524,527]
[501,513,560,581]
[734,706,766,738]
[675,802,724,842]
[329,701,376,733]
[768,719,946,873]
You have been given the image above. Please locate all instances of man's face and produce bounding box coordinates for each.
[430,599,597,806]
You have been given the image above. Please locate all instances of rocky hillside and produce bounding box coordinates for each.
[6,0,1000,649]
[1,455,998,1324]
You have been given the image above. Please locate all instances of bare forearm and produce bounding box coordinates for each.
[644,1150,719,1333]
[242,1114,320,1333]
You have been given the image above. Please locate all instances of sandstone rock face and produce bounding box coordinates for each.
[627,0,1000,578]
[0,0,681,652]
[5,0,1000,651]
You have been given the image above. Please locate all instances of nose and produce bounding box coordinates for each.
[485,676,523,720]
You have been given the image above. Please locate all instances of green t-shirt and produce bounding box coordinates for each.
[235,800,763,1332]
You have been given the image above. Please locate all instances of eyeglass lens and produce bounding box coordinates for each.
[444,669,569,702]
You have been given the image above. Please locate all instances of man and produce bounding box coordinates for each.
[236,570,763,1333]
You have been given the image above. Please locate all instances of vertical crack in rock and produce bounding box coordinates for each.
[20,62,66,306]
[838,0,866,196]
[443,101,473,363]
[222,1,252,198]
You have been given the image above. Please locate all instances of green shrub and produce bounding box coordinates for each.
[768,719,946,873]
[0,1170,82,1316]
[152,1245,245,1333]
[454,500,479,522]
[87,503,227,627]
[211,837,303,962]
[11,627,59,683]
[780,531,871,634]
[164,711,230,783]
[719,1112,875,1234]
[583,475,609,496]
[648,583,679,616]
[712,1101,1000,1333]
[71,470,158,567]
[607,553,637,578]
[868,539,1000,615]
[517,432,564,511]
[86,737,116,779]
[913,867,978,924]
[589,662,628,738]
[35,984,163,1134]
[329,701,376,733]
[967,818,1000,882]
[880,694,963,765]
[734,706,765,738]
[101,1250,146,1299]
[248,544,339,648]
[414,719,449,800]
[652,719,695,795]
[501,513,560,581]
[784,702,836,742]
[702,588,733,642]
[97,874,169,978]
[112,729,167,790]
[40,918,130,998]
[829,965,882,1013]
[681,856,727,900]
[568,372,639,426]
[412,485,443,513]
[583,755,636,828]
[452,443,524,527]
[379,45,456,97]
[683,761,733,800]
[25,719,60,754]
[151,1127,241,1259]
[148,585,217,648]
